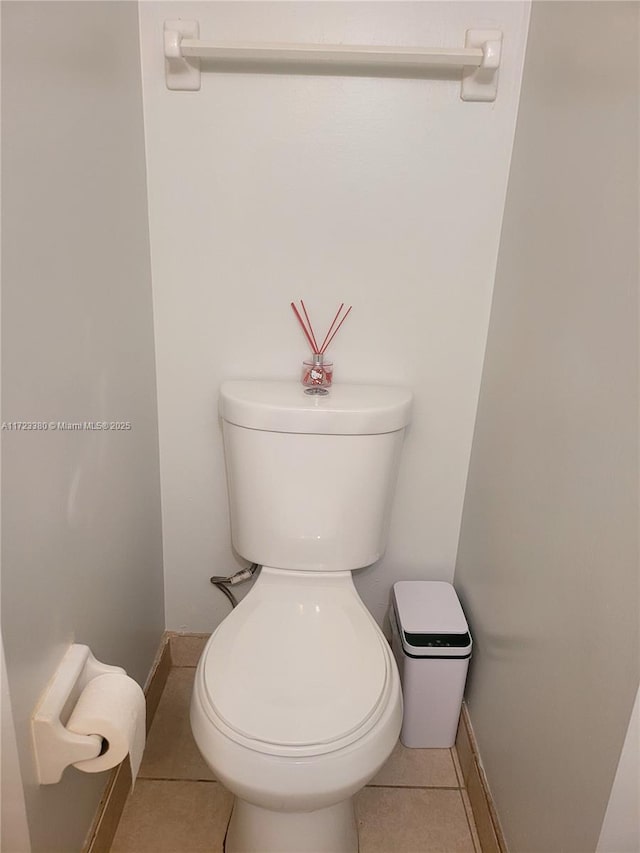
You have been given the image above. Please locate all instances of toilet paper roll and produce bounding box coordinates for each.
[67,673,146,783]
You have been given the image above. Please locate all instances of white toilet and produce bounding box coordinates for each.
[191,380,412,853]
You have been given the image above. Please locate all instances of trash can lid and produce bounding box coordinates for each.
[392,581,471,658]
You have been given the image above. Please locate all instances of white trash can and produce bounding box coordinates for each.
[390,581,472,748]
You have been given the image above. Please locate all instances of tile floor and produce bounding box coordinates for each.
[111,661,482,853]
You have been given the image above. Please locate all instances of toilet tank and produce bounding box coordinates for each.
[219,381,412,572]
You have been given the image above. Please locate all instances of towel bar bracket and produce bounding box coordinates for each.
[165,20,201,91]
[461,29,502,101]
[163,21,502,101]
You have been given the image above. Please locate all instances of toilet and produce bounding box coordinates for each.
[190,380,412,853]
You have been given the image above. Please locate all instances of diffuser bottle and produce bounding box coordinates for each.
[302,354,333,388]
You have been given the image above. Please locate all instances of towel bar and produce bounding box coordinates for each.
[163,21,502,101]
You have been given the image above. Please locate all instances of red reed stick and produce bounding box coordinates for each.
[290,302,317,353]
[319,303,344,354]
[321,305,352,353]
[300,300,319,353]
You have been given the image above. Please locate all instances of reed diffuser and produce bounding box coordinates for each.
[291,300,352,394]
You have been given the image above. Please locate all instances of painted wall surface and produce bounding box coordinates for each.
[139,1,530,631]
[597,686,640,853]
[1,642,31,852]
[454,3,639,852]
[1,3,164,850]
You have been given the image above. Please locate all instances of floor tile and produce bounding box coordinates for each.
[110,780,232,853]
[111,665,482,853]
[370,740,458,788]
[169,634,210,667]
[139,668,215,781]
[356,787,475,853]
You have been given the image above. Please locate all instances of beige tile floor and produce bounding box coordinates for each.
[111,665,482,853]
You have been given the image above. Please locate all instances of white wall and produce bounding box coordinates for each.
[139,1,530,631]
[454,3,639,851]
[1,641,31,852]
[1,3,164,850]
[597,686,640,853]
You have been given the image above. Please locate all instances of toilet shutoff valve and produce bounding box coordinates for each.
[227,568,254,585]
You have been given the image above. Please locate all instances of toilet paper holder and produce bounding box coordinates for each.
[31,643,126,784]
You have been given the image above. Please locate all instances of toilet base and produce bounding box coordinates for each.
[225,797,358,853]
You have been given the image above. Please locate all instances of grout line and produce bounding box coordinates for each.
[135,778,464,791]
[135,776,220,784]
[366,784,462,791]
[223,802,233,852]
[138,775,468,791]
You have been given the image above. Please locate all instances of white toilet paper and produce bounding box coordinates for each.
[67,673,146,783]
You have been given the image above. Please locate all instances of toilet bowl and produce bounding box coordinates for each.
[191,568,402,852]
[191,380,412,852]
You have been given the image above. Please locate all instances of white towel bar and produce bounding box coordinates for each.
[178,41,484,68]
[163,21,502,101]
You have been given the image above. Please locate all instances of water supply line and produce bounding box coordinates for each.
[210,563,260,608]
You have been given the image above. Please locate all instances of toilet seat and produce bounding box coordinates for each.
[198,568,392,757]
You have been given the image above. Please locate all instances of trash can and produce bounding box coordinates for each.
[389,581,472,748]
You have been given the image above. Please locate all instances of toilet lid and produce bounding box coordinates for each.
[202,583,389,750]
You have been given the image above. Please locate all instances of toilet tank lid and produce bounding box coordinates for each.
[219,380,412,434]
